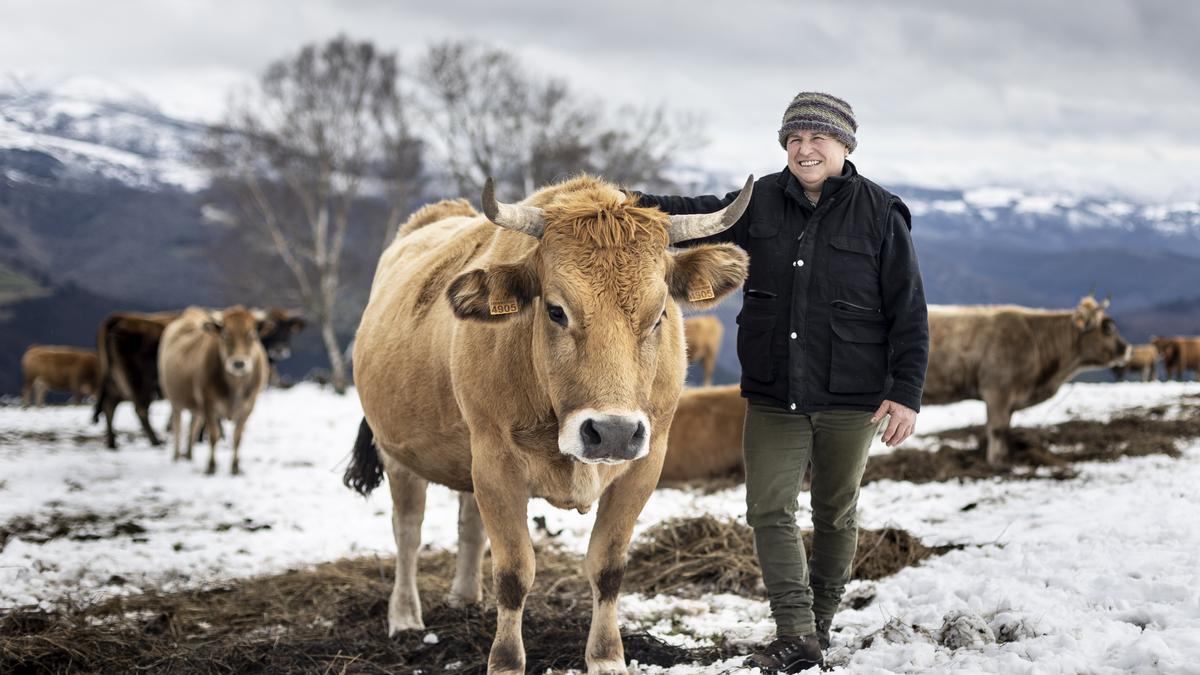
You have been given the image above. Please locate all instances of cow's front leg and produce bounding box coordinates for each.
[982,389,1013,466]
[584,453,665,674]
[473,460,534,674]
[448,491,487,606]
[386,462,428,635]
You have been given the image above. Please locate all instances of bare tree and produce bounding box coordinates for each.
[416,41,702,200]
[201,35,422,393]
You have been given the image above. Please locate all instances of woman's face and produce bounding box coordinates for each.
[786,130,848,195]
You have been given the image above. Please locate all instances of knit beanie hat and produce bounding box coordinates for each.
[777,92,857,152]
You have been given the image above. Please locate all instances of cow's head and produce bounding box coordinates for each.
[448,176,750,464]
[258,308,306,362]
[1072,295,1130,367]
[204,305,269,378]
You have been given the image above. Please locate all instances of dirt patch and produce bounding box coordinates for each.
[0,509,165,551]
[864,404,1200,486]
[0,429,132,447]
[0,517,948,673]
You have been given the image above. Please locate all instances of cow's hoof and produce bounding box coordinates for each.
[387,617,424,636]
[205,463,216,475]
[587,660,627,675]
[445,591,482,608]
[231,464,241,476]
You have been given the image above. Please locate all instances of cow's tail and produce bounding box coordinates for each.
[343,417,384,496]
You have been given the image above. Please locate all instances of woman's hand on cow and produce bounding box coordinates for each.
[871,400,917,447]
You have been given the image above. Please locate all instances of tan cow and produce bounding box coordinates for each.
[923,296,1130,464]
[683,315,724,386]
[1153,336,1200,380]
[158,306,270,475]
[660,384,746,484]
[20,345,99,407]
[1111,343,1159,381]
[346,175,751,674]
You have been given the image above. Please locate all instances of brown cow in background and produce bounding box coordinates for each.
[93,307,306,449]
[924,296,1130,465]
[684,315,724,386]
[158,306,270,475]
[660,384,745,484]
[21,346,99,407]
[1153,336,1200,380]
[1111,343,1159,381]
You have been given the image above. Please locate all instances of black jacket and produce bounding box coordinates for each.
[640,161,928,413]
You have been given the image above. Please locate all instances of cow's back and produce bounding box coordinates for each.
[355,212,507,490]
[661,384,745,483]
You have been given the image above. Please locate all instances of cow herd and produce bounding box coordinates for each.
[18,306,305,472]
[10,173,1200,674]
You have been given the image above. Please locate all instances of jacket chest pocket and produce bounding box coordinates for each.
[828,309,888,394]
[827,234,879,291]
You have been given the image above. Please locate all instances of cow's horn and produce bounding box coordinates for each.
[667,175,754,244]
[482,177,545,238]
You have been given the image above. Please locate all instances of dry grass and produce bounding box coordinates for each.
[1,517,951,674]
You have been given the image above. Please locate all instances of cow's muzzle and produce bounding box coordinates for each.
[559,409,650,464]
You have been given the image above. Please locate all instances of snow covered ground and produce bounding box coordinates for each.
[2,381,1199,674]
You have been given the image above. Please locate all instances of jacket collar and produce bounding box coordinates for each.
[778,159,858,207]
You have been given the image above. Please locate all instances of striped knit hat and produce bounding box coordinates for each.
[777,92,857,152]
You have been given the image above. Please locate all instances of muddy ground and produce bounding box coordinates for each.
[0,517,949,674]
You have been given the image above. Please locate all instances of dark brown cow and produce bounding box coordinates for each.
[660,384,745,484]
[1153,336,1200,380]
[93,311,180,449]
[683,315,724,386]
[1110,343,1159,381]
[21,345,99,407]
[923,296,1130,464]
[93,308,305,449]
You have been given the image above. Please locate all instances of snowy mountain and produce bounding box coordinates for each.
[0,75,208,191]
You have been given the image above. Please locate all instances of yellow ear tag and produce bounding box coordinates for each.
[687,281,715,303]
[489,298,519,316]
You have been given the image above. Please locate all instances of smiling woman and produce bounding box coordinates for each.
[634,89,929,672]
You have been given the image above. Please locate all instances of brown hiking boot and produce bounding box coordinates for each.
[815,617,832,650]
[743,634,824,673]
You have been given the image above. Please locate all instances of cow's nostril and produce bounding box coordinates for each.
[632,421,646,442]
[580,419,602,447]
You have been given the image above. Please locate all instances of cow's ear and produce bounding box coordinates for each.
[667,243,749,310]
[447,255,540,322]
[203,320,222,334]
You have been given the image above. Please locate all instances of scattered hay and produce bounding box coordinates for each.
[0,517,948,673]
[864,404,1200,486]
[624,516,953,597]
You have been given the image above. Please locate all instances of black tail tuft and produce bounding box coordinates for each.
[344,417,384,496]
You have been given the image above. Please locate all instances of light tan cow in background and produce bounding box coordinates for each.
[1111,343,1159,381]
[158,306,269,475]
[347,175,751,674]
[20,345,99,407]
[683,314,724,386]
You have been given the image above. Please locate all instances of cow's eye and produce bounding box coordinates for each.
[654,310,665,330]
[547,303,568,327]
[1102,319,1115,335]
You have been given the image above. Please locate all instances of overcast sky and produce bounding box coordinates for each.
[3,0,1198,201]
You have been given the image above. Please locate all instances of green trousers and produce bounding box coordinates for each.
[743,403,880,637]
